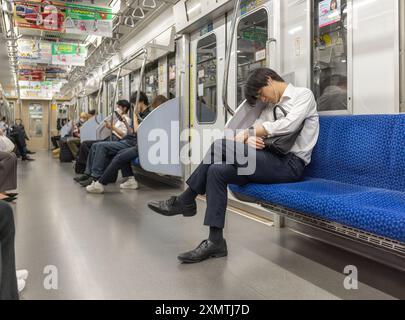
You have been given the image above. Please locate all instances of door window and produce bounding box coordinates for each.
[237,8,268,106]
[196,33,217,123]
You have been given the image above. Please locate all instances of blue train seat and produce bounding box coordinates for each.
[230,115,405,243]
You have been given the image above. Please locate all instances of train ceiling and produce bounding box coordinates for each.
[0,0,178,100]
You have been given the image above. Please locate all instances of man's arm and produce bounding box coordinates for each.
[260,90,314,137]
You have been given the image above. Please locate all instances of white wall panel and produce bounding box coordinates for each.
[352,0,399,114]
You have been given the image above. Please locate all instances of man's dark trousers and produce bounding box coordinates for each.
[186,139,305,229]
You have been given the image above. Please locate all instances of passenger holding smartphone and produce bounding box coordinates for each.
[104,101,132,140]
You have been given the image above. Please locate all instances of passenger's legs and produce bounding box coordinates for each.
[90,141,133,179]
[148,139,249,216]
[66,138,81,159]
[0,201,18,300]
[98,147,138,186]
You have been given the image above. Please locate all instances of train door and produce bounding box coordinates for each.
[21,100,49,150]
[189,19,226,172]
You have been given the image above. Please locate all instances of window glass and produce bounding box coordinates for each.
[237,8,268,106]
[168,52,176,99]
[196,33,217,123]
[312,0,348,112]
[145,61,159,104]
[29,104,43,137]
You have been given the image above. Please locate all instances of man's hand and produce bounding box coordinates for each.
[104,121,112,129]
[234,130,248,143]
[247,136,265,150]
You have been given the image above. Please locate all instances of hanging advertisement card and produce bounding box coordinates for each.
[64,5,113,37]
[17,40,52,65]
[52,43,88,66]
[14,0,112,37]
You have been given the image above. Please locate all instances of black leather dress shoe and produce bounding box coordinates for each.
[2,196,17,203]
[178,239,228,263]
[148,196,197,217]
[22,156,35,161]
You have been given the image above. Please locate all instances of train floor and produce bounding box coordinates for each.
[10,151,405,300]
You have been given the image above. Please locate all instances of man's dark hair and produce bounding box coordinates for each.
[130,91,149,106]
[1,117,6,121]
[116,100,131,113]
[88,109,96,116]
[244,68,285,106]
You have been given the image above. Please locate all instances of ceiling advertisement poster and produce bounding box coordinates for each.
[14,0,113,37]
[52,43,88,66]
[19,81,64,100]
[17,39,52,65]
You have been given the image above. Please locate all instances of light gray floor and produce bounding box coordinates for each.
[10,151,405,300]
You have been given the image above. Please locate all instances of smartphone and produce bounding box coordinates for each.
[114,111,123,122]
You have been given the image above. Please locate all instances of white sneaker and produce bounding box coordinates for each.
[18,279,26,293]
[120,177,139,190]
[86,181,105,194]
[16,269,29,281]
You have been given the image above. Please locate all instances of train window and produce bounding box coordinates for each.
[196,33,217,124]
[312,0,348,112]
[28,103,43,138]
[145,61,159,104]
[236,8,268,106]
[168,52,176,99]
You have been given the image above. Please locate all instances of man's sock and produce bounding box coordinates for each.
[209,227,224,244]
[178,187,198,205]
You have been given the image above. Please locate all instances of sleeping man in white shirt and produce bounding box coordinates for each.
[148,68,320,264]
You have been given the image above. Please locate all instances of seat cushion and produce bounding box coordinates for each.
[230,179,405,243]
[132,157,140,166]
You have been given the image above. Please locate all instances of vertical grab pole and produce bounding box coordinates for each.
[222,0,242,119]
[133,48,148,126]
[110,66,122,140]
[96,80,104,118]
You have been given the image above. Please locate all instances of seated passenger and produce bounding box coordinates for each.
[86,94,168,194]
[148,68,320,263]
[8,119,35,162]
[0,201,19,300]
[78,93,148,188]
[66,112,90,159]
[74,100,132,177]
[0,150,18,202]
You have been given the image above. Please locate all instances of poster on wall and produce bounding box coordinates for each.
[52,43,87,66]
[17,40,52,65]
[319,0,341,28]
[14,0,113,37]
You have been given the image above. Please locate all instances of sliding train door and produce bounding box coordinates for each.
[189,19,226,173]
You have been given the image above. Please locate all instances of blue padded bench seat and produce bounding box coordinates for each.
[230,115,405,243]
[132,158,140,167]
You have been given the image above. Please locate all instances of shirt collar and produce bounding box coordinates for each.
[278,83,294,104]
